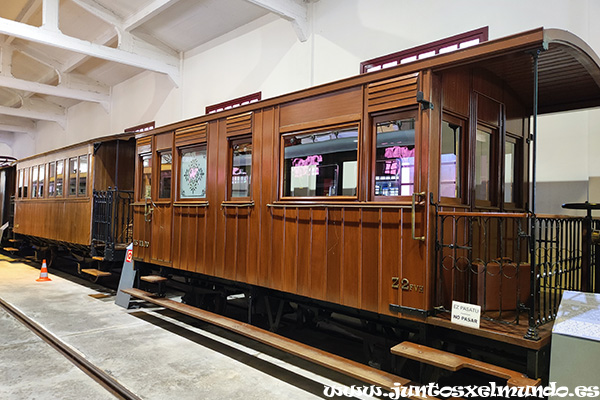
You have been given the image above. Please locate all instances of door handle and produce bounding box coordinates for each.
[144,198,154,222]
[411,191,426,241]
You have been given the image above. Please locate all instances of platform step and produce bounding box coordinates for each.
[3,247,19,252]
[81,268,112,277]
[92,256,105,261]
[8,239,21,243]
[140,275,168,284]
[391,341,540,388]
[122,288,434,398]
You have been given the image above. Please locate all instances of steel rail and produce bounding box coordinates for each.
[0,296,141,400]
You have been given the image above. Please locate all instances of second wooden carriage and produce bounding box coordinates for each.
[13,134,135,276]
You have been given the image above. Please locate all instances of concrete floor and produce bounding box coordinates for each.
[0,255,376,400]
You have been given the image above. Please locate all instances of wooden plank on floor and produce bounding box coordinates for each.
[391,342,540,388]
[122,288,434,399]
[81,269,111,277]
[140,275,167,283]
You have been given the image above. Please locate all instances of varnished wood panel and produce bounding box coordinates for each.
[342,209,360,308]
[279,87,362,131]
[150,204,172,265]
[14,200,91,245]
[441,68,471,117]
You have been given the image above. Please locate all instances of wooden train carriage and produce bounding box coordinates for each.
[13,134,135,268]
[132,28,600,379]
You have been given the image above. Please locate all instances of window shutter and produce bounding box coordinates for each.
[367,73,419,113]
[175,123,207,146]
[226,112,253,136]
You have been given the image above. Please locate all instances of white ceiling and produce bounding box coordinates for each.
[0,0,310,135]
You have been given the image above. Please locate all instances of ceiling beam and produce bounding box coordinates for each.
[244,0,309,42]
[0,75,110,109]
[0,122,35,134]
[0,16,181,86]
[0,100,66,127]
[123,0,182,31]
[42,0,60,32]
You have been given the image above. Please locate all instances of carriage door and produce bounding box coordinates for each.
[373,109,427,312]
[149,133,174,266]
[133,133,173,265]
[133,138,153,262]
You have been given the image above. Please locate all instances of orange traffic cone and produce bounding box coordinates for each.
[36,259,52,282]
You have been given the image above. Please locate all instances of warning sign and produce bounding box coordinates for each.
[125,249,133,263]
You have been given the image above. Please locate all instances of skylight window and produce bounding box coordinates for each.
[360,27,488,74]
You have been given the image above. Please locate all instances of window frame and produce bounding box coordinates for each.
[31,165,39,198]
[157,150,173,200]
[439,113,467,205]
[77,154,89,197]
[372,109,419,202]
[279,123,361,201]
[473,123,499,208]
[38,163,45,198]
[48,161,56,197]
[503,135,521,209]
[55,159,64,197]
[138,152,153,201]
[228,134,253,201]
[68,157,78,197]
[177,143,208,202]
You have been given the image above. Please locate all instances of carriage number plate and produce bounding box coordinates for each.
[392,277,424,293]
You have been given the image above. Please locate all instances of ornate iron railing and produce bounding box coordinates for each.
[435,209,599,336]
[92,189,133,260]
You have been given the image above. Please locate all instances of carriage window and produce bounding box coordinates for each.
[159,152,172,199]
[56,160,64,197]
[48,162,56,197]
[230,138,252,198]
[504,139,516,204]
[78,155,88,196]
[179,145,207,199]
[18,169,23,198]
[475,127,493,202]
[31,166,39,198]
[23,168,29,198]
[375,114,415,197]
[440,118,463,198]
[141,154,152,199]
[38,164,45,198]
[69,158,78,196]
[282,126,358,198]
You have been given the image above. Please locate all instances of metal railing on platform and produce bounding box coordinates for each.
[92,189,133,260]
[435,209,599,337]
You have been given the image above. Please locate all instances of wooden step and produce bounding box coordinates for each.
[3,247,19,252]
[391,341,540,388]
[92,256,105,261]
[122,288,435,399]
[8,239,21,243]
[81,268,112,277]
[140,275,168,284]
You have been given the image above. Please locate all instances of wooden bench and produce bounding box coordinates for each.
[391,341,540,388]
[122,288,437,400]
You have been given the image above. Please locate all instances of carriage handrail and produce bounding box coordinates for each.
[437,211,530,218]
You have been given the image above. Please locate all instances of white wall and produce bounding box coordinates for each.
[13,0,600,210]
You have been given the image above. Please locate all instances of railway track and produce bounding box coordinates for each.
[0,295,140,400]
